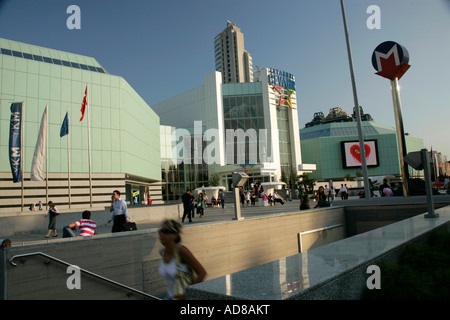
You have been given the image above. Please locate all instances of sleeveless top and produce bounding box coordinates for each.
[158,248,189,299]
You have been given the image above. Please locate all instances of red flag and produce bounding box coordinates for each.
[80,86,87,121]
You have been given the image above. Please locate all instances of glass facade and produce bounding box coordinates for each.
[160,126,209,200]
[0,38,161,210]
[223,82,265,166]
[276,102,292,173]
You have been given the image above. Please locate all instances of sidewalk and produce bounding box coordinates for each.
[6,198,306,245]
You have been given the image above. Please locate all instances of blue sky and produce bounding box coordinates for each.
[1,0,450,158]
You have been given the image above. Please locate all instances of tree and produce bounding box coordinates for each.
[208,173,220,186]
[299,173,316,194]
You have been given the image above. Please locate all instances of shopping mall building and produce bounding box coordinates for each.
[155,68,317,195]
[0,38,161,212]
[0,32,429,210]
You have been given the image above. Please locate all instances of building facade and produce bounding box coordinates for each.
[214,21,253,84]
[300,111,425,181]
[153,68,315,195]
[0,38,162,212]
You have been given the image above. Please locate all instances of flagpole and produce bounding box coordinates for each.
[45,104,49,208]
[21,102,25,212]
[67,107,71,209]
[86,86,93,207]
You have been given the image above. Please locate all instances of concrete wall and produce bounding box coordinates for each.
[1,206,345,299]
[0,203,182,237]
[186,206,450,300]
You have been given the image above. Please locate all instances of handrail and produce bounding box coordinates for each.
[9,251,161,300]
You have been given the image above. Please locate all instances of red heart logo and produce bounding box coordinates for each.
[350,144,371,163]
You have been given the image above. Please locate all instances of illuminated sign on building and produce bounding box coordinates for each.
[273,86,295,109]
[268,68,296,91]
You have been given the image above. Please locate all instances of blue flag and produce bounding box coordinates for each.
[60,112,69,137]
[9,102,23,183]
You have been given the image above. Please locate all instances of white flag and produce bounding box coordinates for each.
[30,106,48,181]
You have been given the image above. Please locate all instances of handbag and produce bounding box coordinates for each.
[173,244,197,297]
[123,222,137,231]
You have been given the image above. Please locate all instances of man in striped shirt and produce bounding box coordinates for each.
[67,210,97,237]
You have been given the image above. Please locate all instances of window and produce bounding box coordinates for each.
[0,47,107,74]
[1,48,12,55]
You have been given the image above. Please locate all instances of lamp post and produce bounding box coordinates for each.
[340,0,371,199]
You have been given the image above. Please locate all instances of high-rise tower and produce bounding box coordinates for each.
[214,21,253,84]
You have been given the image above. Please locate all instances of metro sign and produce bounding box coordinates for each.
[371,41,410,80]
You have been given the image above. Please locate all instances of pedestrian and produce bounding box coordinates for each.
[268,193,274,206]
[38,200,43,210]
[273,190,285,205]
[108,190,130,232]
[300,194,310,210]
[219,190,225,209]
[181,189,192,223]
[158,219,206,300]
[383,187,393,197]
[42,201,59,238]
[239,187,245,207]
[339,184,347,200]
[379,179,390,197]
[0,239,12,248]
[197,192,205,218]
[314,186,330,208]
[250,191,256,206]
[65,210,97,237]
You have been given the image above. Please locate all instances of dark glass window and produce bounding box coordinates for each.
[43,57,53,63]
[12,51,22,57]
[52,59,62,65]
[70,62,80,68]
[61,60,71,67]
[33,55,43,61]
[80,64,88,70]
[1,48,12,55]
[23,53,33,60]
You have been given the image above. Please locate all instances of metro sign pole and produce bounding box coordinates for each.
[372,41,411,196]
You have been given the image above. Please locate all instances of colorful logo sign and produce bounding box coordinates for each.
[371,41,410,80]
[273,86,295,109]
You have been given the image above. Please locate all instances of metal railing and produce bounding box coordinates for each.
[9,251,161,300]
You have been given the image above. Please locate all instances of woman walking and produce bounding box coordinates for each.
[158,220,206,300]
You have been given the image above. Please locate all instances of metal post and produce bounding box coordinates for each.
[422,149,438,218]
[390,78,410,196]
[233,188,243,220]
[340,0,370,199]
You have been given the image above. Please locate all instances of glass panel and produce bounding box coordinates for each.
[12,50,22,57]
[1,48,12,55]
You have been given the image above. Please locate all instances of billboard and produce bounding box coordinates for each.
[341,140,379,169]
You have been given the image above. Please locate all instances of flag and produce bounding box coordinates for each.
[80,85,87,121]
[9,102,23,183]
[30,106,48,181]
[60,111,69,137]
